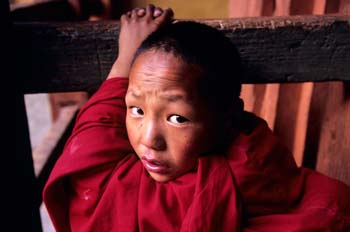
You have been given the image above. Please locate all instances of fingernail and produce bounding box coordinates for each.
[154,8,162,16]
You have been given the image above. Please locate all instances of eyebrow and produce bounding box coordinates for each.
[160,94,185,102]
[127,90,187,103]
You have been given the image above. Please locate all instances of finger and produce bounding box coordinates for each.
[123,11,131,18]
[120,10,132,23]
[154,8,174,25]
[145,4,155,18]
[153,7,163,18]
[120,14,128,23]
[137,8,146,17]
[131,8,140,19]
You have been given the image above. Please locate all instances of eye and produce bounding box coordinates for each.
[129,106,144,116]
[168,115,189,124]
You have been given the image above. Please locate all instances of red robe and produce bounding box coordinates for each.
[43,78,350,232]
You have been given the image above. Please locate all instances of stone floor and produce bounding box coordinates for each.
[24,93,55,232]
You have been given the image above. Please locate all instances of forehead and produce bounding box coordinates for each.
[128,50,204,97]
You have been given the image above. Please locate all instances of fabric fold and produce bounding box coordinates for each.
[44,78,350,232]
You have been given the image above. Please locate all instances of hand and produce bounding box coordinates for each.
[107,5,174,79]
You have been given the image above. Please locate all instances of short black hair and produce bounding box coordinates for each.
[135,21,243,114]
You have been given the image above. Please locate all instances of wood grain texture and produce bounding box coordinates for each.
[313,82,350,185]
[13,15,350,93]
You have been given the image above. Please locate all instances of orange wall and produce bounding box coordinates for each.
[132,0,228,18]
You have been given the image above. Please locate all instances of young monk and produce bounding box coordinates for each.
[44,5,350,231]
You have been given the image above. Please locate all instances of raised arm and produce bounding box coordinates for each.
[43,6,173,231]
[107,5,173,78]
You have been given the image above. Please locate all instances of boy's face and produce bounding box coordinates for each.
[126,50,217,182]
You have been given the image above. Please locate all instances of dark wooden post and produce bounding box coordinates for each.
[10,0,43,230]
[15,91,43,232]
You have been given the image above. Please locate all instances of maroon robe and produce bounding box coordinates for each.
[44,78,350,231]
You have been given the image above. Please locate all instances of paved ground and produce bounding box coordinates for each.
[24,93,55,232]
[24,94,51,150]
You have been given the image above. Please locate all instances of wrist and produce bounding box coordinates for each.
[107,57,133,79]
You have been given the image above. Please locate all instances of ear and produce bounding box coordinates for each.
[236,98,244,113]
[223,98,244,130]
[224,98,244,120]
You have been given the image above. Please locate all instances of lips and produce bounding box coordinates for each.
[141,157,169,174]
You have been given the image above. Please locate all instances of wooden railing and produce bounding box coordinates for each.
[13,14,350,232]
[15,15,350,94]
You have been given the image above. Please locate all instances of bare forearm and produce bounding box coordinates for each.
[107,56,133,79]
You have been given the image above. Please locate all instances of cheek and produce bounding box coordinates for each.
[169,132,203,174]
[171,134,191,154]
[169,127,210,160]
[189,125,216,154]
[126,117,139,149]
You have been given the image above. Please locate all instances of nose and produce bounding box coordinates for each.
[140,119,166,151]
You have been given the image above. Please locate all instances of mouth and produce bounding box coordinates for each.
[141,157,169,174]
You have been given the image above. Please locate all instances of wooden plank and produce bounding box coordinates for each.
[298,0,350,182]
[229,0,274,17]
[315,82,350,185]
[290,0,327,15]
[339,0,350,14]
[229,0,278,131]
[258,84,280,129]
[13,15,350,94]
[274,83,314,166]
[303,83,327,170]
[273,0,322,167]
[274,0,292,16]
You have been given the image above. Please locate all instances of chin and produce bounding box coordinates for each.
[148,172,176,183]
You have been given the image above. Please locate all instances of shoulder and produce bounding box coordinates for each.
[299,169,350,229]
[302,168,350,207]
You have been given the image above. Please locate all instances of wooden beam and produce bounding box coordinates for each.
[13,15,350,94]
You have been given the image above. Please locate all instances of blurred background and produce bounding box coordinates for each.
[11,0,350,231]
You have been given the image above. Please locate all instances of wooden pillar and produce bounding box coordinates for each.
[229,0,280,130]
[10,1,43,231]
[12,16,43,232]
[15,95,43,232]
[273,0,324,166]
